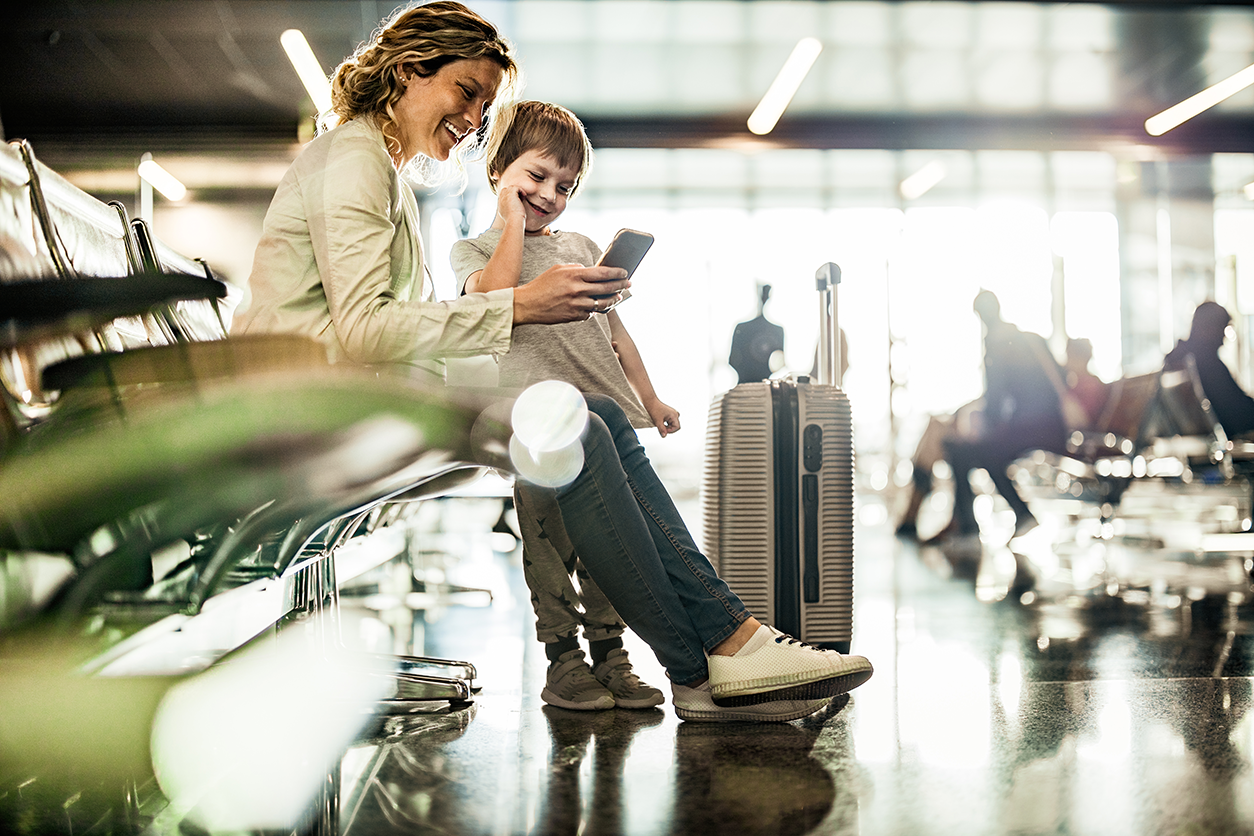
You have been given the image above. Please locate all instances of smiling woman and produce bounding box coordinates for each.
[234,0,632,378]
[325,1,516,181]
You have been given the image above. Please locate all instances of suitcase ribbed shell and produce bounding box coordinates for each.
[701,378,854,647]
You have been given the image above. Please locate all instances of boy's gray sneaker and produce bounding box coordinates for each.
[592,648,665,709]
[542,649,616,710]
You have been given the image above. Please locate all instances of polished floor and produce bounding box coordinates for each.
[330,492,1254,836]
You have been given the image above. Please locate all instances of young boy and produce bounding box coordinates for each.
[451,101,677,711]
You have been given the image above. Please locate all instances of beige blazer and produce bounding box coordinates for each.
[235,117,513,378]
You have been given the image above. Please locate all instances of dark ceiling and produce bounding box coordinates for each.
[0,1,374,142]
[3,0,1254,167]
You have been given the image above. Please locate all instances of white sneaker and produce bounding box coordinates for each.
[708,625,873,707]
[671,681,829,723]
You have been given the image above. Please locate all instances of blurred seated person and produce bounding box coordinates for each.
[937,291,1067,541]
[895,398,982,540]
[1164,301,1254,439]
[1063,337,1109,430]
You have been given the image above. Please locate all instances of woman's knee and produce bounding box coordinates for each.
[584,392,630,433]
[582,393,639,461]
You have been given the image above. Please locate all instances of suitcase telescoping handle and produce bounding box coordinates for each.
[815,262,841,387]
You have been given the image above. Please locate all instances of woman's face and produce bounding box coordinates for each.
[393,57,503,164]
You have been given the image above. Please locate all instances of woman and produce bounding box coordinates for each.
[236,1,872,722]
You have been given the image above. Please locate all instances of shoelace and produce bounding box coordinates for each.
[773,632,837,653]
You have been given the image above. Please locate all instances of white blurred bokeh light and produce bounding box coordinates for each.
[150,630,389,831]
[508,381,590,487]
[509,434,585,488]
[511,380,588,452]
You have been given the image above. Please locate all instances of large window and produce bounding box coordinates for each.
[426,147,1131,489]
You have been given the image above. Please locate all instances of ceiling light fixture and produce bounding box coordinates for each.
[137,158,187,201]
[1145,62,1254,137]
[747,37,823,136]
[899,160,947,201]
[280,29,333,114]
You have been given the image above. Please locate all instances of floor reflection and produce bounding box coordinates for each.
[10,487,1254,834]
[670,696,853,836]
[340,707,479,833]
[51,491,1243,836]
[534,706,666,835]
[332,494,1254,835]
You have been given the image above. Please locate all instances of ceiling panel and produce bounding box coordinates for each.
[2,0,1252,179]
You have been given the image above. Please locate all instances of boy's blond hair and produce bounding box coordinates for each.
[486,101,593,197]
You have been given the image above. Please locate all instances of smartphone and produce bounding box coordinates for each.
[596,228,654,278]
[592,229,653,304]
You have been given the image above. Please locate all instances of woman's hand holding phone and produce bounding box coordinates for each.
[513,263,629,325]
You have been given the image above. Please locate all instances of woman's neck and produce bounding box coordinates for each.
[373,115,412,170]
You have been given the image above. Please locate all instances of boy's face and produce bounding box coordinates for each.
[496,149,579,235]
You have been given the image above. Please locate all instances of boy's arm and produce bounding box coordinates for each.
[607,310,681,437]
[464,187,527,293]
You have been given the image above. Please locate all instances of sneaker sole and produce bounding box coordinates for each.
[541,688,616,711]
[675,699,828,723]
[711,669,873,707]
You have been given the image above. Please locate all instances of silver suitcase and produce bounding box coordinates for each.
[701,263,854,650]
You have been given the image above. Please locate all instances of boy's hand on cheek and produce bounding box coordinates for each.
[496,185,527,227]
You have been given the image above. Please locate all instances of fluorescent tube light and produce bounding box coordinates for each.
[1145,62,1254,136]
[899,160,947,201]
[281,29,333,114]
[137,159,187,201]
[747,37,822,136]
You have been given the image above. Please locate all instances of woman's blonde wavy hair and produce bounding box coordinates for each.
[326,1,520,188]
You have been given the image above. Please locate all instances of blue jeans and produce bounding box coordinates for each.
[522,393,749,686]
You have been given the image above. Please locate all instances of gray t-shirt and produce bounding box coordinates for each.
[451,228,651,428]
